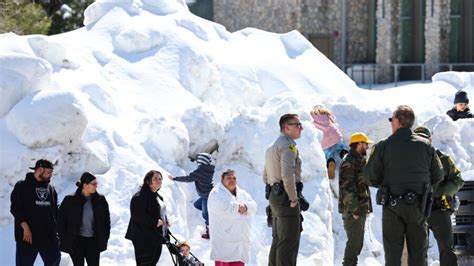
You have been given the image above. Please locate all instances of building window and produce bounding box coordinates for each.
[450,0,473,63]
[368,0,377,62]
[400,0,425,63]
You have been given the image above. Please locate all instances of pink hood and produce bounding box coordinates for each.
[311,113,343,149]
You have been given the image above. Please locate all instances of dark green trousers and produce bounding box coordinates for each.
[428,209,458,266]
[342,213,366,266]
[383,204,428,266]
[268,192,300,266]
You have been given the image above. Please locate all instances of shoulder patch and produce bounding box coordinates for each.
[369,145,376,156]
[288,144,297,153]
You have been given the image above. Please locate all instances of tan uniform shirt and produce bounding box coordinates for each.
[263,133,302,202]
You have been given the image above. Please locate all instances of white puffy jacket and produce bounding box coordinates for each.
[208,182,257,263]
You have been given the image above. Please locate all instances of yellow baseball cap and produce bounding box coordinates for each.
[349,132,374,145]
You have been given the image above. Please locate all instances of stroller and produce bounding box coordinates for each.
[163,230,204,266]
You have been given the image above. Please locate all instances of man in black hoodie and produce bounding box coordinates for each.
[10,159,60,266]
[168,152,215,239]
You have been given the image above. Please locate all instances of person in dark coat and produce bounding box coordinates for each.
[58,172,111,266]
[446,90,472,121]
[168,152,215,239]
[126,170,168,266]
[10,159,61,266]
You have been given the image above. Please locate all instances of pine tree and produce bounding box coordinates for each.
[48,0,94,34]
[0,0,51,35]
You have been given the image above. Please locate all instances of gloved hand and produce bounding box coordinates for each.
[265,184,271,200]
[296,181,303,196]
[266,205,272,227]
[299,195,310,211]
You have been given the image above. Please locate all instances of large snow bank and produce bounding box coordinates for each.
[0,0,473,265]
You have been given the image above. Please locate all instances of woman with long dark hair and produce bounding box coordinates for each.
[125,170,168,265]
[58,172,111,266]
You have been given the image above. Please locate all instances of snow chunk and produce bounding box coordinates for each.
[181,106,224,156]
[114,20,168,53]
[135,117,189,164]
[79,83,118,115]
[84,0,142,26]
[432,71,474,90]
[84,0,188,26]
[28,36,79,69]
[142,0,188,15]
[280,30,314,59]
[179,48,223,103]
[6,90,88,148]
[0,53,53,117]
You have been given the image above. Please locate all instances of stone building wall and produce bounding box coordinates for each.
[213,0,301,33]
[376,0,400,82]
[425,0,451,76]
[299,0,342,64]
[346,0,371,63]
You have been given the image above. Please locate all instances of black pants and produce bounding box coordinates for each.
[16,243,61,266]
[132,240,163,266]
[428,209,458,266]
[70,236,100,266]
[383,204,428,266]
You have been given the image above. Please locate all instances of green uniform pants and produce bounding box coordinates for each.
[269,192,300,266]
[342,213,366,266]
[383,204,428,266]
[428,209,458,266]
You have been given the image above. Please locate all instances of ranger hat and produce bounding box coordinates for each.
[349,132,373,145]
[414,126,431,139]
[29,159,54,170]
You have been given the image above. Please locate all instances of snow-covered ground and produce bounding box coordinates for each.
[0,0,473,265]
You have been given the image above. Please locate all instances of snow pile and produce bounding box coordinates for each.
[0,0,473,265]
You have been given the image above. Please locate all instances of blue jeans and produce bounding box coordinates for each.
[16,243,60,266]
[193,197,209,226]
[323,141,347,163]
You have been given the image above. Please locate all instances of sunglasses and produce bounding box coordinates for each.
[388,117,393,122]
[88,182,98,186]
[288,122,303,129]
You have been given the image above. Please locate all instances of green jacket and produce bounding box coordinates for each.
[338,149,373,215]
[433,149,464,198]
[363,128,443,195]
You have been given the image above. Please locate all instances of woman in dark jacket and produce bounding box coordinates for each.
[125,170,168,266]
[58,172,111,266]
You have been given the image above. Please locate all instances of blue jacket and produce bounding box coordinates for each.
[174,164,215,198]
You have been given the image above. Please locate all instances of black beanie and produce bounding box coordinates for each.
[454,90,469,104]
[76,172,96,187]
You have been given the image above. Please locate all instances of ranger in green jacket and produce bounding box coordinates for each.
[263,113,303,266]
[414,126,464,266]
[363,105,444,266]
[339,132,374,266]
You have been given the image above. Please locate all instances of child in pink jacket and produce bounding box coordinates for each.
[310,105,348,179]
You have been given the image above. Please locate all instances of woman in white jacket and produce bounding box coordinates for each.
[208,169,257,266]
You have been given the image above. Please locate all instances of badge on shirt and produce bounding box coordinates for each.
[288,144,297,153]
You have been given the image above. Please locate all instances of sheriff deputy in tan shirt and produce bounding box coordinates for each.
[263,113,303,266]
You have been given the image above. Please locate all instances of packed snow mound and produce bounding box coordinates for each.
[1,0,474,265]
[84,0,188,26]
[432,71,474,90]
[6,90,88,148]
[0,53,53,117]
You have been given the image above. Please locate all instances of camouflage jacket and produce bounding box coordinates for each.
[433,149,464,198]
[338,149,373,215]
